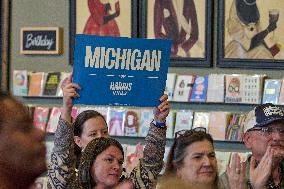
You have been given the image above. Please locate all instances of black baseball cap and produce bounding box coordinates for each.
[244,103,284,133]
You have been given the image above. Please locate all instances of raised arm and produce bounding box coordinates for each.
[130,94,170,188]
[61,74,80,123]
[47,74,81,188]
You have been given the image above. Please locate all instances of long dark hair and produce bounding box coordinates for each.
[73,110,107,165]
[79,137,124,189]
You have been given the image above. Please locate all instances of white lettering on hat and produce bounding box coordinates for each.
[263,106,284,117]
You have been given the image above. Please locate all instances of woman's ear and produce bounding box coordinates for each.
[74,136,82,148]
[174,162,182,178]
[176,168,182,178]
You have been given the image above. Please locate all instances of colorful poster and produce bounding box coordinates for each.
[73,35,171,107]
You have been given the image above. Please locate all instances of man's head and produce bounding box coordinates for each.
[243,103,284,161]
[0,91,46,187]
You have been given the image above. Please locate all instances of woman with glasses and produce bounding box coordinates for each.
[156,127,218,189]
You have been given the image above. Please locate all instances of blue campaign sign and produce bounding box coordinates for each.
[73,35,171,107]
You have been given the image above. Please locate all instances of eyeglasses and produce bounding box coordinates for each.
[228,85,240,93]
[174,127,207,138]
[248,127,284,136]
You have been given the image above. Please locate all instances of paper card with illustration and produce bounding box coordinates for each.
[70,0,138,64]
[141,0,212,67]
[73,35,171,107]
[218,0,284,68]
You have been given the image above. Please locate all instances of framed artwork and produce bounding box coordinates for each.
[1,0,10,91]
[140,0,213,67]
[218,0,284,68]
[70,0,138,65]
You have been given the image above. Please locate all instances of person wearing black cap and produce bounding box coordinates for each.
[219,103,284,189]
[225,0,278,59]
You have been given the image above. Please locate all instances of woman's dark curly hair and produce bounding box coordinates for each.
[78,137,124,189]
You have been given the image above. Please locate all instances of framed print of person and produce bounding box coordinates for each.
[218,0,284,68]
[69,0,138,64]
[140,0,213,67]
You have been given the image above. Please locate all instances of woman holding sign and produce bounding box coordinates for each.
[47,74,170,188]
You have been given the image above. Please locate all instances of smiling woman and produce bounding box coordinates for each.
[77,138,124,188]
[157,128,218,189]
[47,75,171,189]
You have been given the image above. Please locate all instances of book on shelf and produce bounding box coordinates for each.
[138,109,154,137]
[42,72,61,96]
[13,70,28,96]
[225,113,246,141]
[174,110,193,134]
[108,108,125,136]
[262,79,282,104]
[164,73,177,101]
[46,107,62,133]
[190,75,208,102]
[225,74,243,103]
[71,107,79,120]
[172,75,195,102]
[124,109,140,137]
[28,72,45,96]
[33,106,50,132]
[207,74,225,103]
[215,151,231,175]
[27,105,35,117]
[208,111,232,141]
[192,112,210,131]
[78,106,109,121]
[241,75,265,104]
[166,110,175,139]
[279,78,284,105]
[56,72,70,96]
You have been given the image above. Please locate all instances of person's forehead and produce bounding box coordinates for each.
[103,146,123,157]
[186,140,214,154]
[266,121,284,128]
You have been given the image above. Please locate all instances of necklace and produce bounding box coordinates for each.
[243,0,256,6]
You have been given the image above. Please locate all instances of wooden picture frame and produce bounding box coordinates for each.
[1,0,10,91]
[70,0,138,65]
[217,0,284,68]
[140,0,213,67]
[20,27,63,55]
